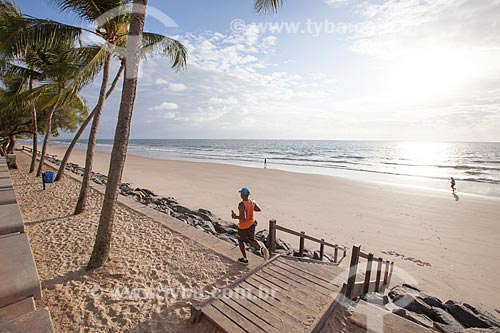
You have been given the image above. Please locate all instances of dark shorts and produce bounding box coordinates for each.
[238,222,257,242]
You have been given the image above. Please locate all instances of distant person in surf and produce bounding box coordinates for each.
[264,158,267,169]
[231,187,270,265]
[450,177,456,193]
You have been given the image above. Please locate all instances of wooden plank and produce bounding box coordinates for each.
[240,281,308,324]
[263,267,331,303]
[212,299,264,333]
[202,303,248,333]
[263,265,332,298]
[246,275,317,314]
[220,297,280,333]
[195,255,282,309]
[278,257,343,283]
[253,270,327,306]
[273,260,339,292]
[231,285,304,333]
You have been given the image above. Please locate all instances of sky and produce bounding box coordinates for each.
[13,0,500,141]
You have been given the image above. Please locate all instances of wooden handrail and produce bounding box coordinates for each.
[345,244,395,300]
[268,220,347,264]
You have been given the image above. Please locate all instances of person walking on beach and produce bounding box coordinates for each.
[450,177,456,193]
[231,187,270,265]
[264,158,267,169]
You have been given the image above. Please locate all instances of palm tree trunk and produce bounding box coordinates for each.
[7,135,15,154]
[36,104,57,177]
[87,0,147,270]
[75,49,114,214]
[29,75,38,173]
[55,62,124,182]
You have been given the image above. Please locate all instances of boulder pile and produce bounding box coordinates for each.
[361,284,500,332]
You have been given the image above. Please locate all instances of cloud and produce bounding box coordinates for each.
[150,102,179,111]
[324,0,351,7]
[208,97,238,105]
[155,78,169,85]
[168,83,187,92]
[162,112,176,119]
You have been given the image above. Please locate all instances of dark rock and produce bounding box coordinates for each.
[216,234,238,246]
[446,301,493,329]
[171,205,194,215]
[464,328,500,333]
[394,294,444,323]
[423,296,447,311]
[431,307,465,333]
[195,210,219,224]
[389,285,422,300]
[200,221,217,235]
[275,239,292,252]
[463,304,500,328]
[360,293,389,308]
[392,308,434,328]
[135,187,155,196]
[255,229,269,244]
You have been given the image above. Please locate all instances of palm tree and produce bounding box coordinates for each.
[86,0,283,269]
[87,0,149,270]
[34,41,103,177]
[45,0,187,214]
[0,0,84,171]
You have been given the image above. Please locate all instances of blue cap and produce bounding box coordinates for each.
[239,187,250,195]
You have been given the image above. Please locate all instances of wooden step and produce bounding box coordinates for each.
[0,234,42,308]
[0,297,36,324]
[0,308,54,333]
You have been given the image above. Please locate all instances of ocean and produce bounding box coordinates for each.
[48,139,500,197]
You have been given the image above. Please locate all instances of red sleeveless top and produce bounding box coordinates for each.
[239,200,255,230]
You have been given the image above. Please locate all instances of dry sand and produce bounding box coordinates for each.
[10,152,245,332]
[43,146,500,315]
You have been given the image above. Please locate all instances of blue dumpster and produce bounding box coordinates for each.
[43,171,55,184]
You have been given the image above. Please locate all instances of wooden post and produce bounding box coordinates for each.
[319,239,325,261]
[268,220,277,254]
[383,260,390,286]
[334,247,338,263]
[388,262,395,286]
[375,258,383,292]
[299,232,305,257]
[363,253,374,295]
[346,245,361,299]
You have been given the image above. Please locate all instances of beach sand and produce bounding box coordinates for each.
[42,145,500,315]
[10,152,246,332]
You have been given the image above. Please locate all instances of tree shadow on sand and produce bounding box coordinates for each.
[25,214,74,226]
[42,268,91,290]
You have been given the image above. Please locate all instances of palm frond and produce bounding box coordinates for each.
[0,61,42,81]
[67,44,109,90]
[48,0,131,22]
[0,16,82,60]
[254,0,284,13]
[140,32,187,72]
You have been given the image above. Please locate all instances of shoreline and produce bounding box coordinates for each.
[35,144,500,314]
[36,141,500,198]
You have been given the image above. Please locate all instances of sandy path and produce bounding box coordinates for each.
[11,152,245,332]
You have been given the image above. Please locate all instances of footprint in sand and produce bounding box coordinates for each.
[382,251,431,267]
